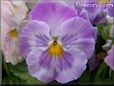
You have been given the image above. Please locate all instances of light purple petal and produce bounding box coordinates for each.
[56,49,87,84]
[39,50,52,69]
[75,0,105,24]
[59,17,95,38]
[58,17,95,58]
[27,49,74,82]
[30,2,76,22]
[28,48,87,83]
[105,45,114,71]
[52,51,74,71]
[28,63,55,82]
[30,2,77,35]
[26,48,46,66]
[25,39,88,83]
[26,49,56,82]
[107,1,114,17]
[19,20,50,58]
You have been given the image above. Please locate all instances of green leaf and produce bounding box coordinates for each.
[0,50,2,85]
[97,23,112,41]
[94,62,113,84]
[79,70,90,83]
[2,76,23,85]
[8,61,43,84]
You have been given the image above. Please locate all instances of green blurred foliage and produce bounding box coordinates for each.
[2,59,44,85]
[97,23,112,41]
[94,62,113,84]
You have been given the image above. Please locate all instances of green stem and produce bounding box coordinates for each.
[3,60,11,77]
[109,68,112,78]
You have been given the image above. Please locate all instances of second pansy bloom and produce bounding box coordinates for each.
[20,1,96,84]
[1,0,28,65]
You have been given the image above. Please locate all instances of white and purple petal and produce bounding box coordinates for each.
[30,1,77,35]
[75,0,106,24]
[58,17,95,58]
[105,45,114,71]
[107,0,114,17]
[56,49,87,83]
[19,20,51,58]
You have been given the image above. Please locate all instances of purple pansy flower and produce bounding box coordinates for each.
[105,45,114,71]
[75,0,106,25]
[20,1,95,83]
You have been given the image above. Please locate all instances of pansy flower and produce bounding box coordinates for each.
[1,0,28,65]
[20,1,95,83]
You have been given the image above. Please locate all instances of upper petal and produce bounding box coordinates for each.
[1,1,14,30]
[30,1,77,35]
[11,0,28,22]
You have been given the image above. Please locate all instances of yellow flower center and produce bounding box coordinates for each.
[98,0,110,4]
[10,28,17,39]
[48,36,63,56]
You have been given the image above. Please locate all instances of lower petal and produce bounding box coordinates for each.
[56,49,87,84]
[3,37,23,65]
[28,64,55,82]
[27,50,58,82]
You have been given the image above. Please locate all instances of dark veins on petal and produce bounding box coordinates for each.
[39,49,74,71]
[61,34,78,45]
[35,34,50,47]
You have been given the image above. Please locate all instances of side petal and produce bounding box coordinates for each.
[58,17,95,58]
[19,20,50,58]
[59,17,95,38]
